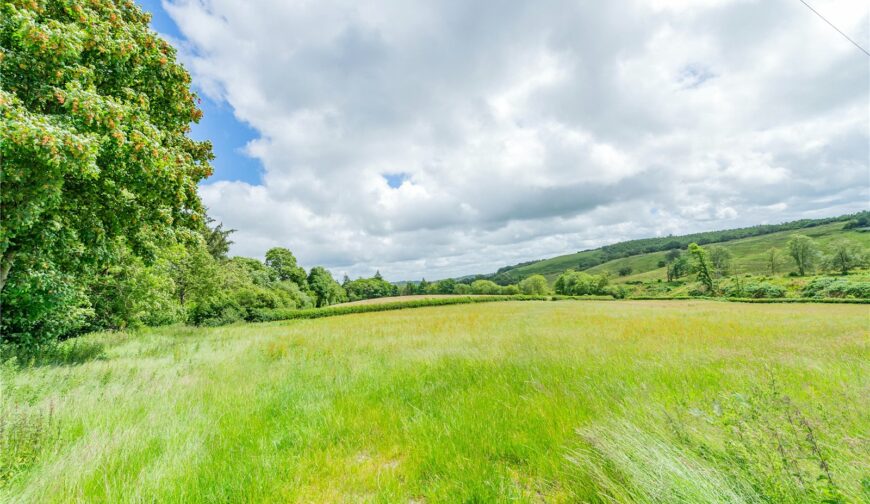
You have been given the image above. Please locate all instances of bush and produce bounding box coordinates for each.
[554,271,608,296]
[470,279,501,295]
[724,281,785,299]
[802,277,870,299]
[0,261,93,352]
[187,295,244,326]
[518,275,549,295]
[500,284,520,295]
[603,285,629,299]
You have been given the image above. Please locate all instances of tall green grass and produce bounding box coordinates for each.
[1,301,868,502]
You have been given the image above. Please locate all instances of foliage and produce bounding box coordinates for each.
[708,246,732,277]
[787,235,818,276]
[87,244,183,330]
[688,243,714,293]
[554,271,609,296]
[307,267,346,307]
[666,254,689,282]
[0,257,92,351]
[202,217,235,261]
[500,284,519,295]
[470,279,502,295]
[766,247,781,274]
[842,212,869,229]
[344,276,398,301]
[1,0,211,346]
[264,248,307,287]
[723,279,785,299]
[617,266,633,277]
[824,240,865,275]
[801,277,870,299]
[518,274,549,295]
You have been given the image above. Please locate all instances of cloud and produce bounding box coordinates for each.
[165,0,869,280]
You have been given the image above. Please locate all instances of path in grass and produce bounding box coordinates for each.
[2,301,868,502]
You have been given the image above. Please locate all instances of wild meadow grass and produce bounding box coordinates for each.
[1,301,868,502]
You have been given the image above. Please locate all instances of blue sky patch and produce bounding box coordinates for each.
[383,173,410,188]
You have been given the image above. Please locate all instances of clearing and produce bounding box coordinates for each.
[2,301,868,502]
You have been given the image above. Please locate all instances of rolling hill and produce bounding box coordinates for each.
[481,212,870,284]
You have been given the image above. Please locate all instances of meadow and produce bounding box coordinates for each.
[1,300,868,503]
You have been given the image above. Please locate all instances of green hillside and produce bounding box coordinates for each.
[485,213,869,283]
[589,221,870,283]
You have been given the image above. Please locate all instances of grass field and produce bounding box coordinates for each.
[2,301,868,502]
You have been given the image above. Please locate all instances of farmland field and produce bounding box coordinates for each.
[2,301,868,503]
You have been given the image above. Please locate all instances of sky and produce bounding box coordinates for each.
[138,0,870,281]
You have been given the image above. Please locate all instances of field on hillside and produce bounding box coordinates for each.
[2,301,868,502]
[505,222,869,282]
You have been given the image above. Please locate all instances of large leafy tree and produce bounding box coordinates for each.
[0,0,213,294]
[826,240,864,275]
[307,266,346,307]
[264,247,308,287]
[518,274,548,295]
[787,235,818,276]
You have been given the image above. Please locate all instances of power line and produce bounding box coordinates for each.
[798,0,870,57]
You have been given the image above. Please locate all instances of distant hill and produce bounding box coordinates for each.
[478,212,870,284]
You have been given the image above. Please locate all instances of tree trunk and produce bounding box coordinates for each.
[0,252,14,293]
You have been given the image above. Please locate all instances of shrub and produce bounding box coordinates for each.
[802,277,870,299]
[603,285,629,299]
[554,271,608,296]
[470,279,501,295]
[500,284,520,295]
[518,275,549,295]
[0,261,93,352]
[724,281,785,299]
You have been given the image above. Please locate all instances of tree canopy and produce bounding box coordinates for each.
[1,0,212,347]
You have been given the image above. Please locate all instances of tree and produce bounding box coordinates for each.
[264,248,307,287]
[434,278,457,294]
[163,237,222,307]
[554,271,608,296]
[787,235,818,276]
[0,1,212,293]
[454,283,472,295]
[665,251,688,282]
[344,276,397,301]
[203,217,235,261]
[617,266,633,277]
[88,244,183,330]
[766,248,781,274]
[708,246,732,277]
[519,274,549,295]
[374,270,383,280]
[307,267,346,307]
[826,241,865,275]
[470,279,501,295]
[688,243,714,293]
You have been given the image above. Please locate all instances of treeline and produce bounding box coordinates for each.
[490,212,868,284]
[398,275,550,297]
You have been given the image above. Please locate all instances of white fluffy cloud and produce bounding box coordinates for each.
[164,0,869,279]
